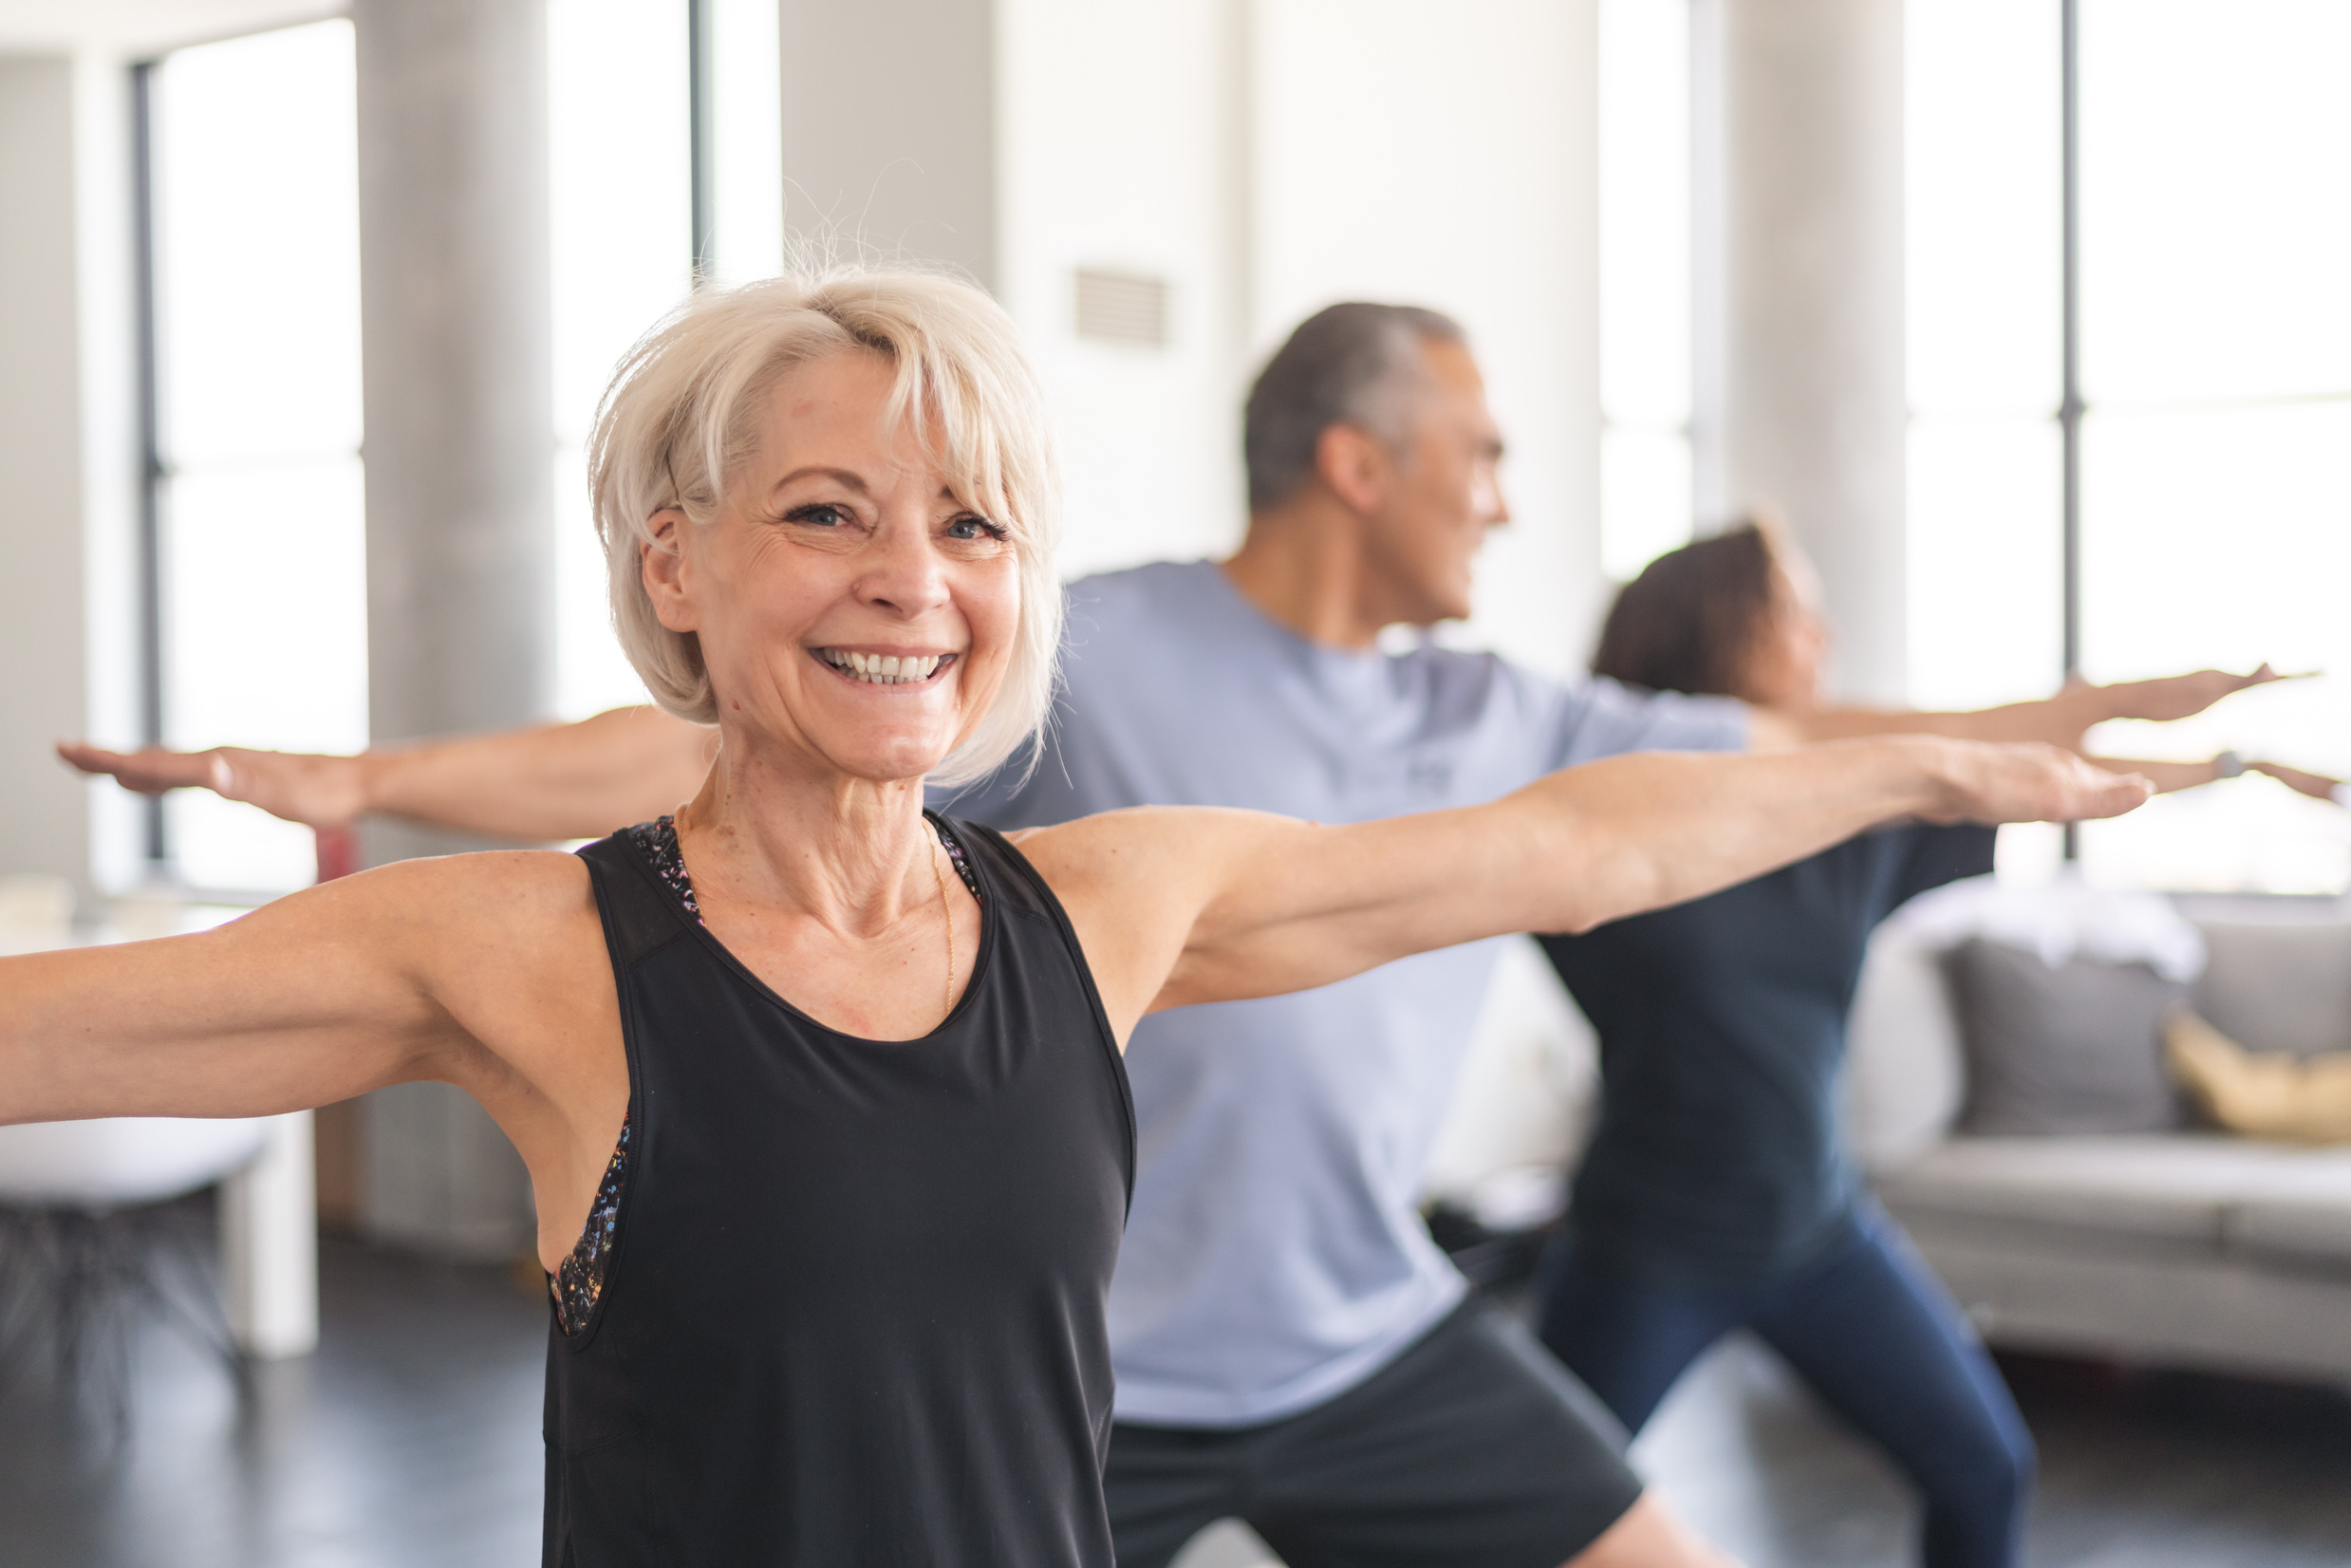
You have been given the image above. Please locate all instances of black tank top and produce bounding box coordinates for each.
[544,815,1134,1566]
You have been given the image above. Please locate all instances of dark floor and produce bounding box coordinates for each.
[3,1228,2348,1568]
[0,1227,545,1568]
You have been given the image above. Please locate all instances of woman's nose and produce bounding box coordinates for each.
[858,523,951,615]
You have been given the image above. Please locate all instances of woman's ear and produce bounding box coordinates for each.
[642,509,699,633]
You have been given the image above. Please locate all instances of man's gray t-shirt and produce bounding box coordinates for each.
[942,561,1747,1427]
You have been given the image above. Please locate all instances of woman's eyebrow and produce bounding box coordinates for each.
[766,466,870,496]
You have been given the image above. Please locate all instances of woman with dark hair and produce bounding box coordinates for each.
[1536,520,2304,1568]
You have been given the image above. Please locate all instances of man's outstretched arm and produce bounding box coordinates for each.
[60,705,716,842]
[1748,665,2294,751]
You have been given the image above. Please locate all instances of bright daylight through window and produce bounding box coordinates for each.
[141,2,782,893]
[1910,0,2351,893]
[147,20,364,893]
[1596,0,1695,584]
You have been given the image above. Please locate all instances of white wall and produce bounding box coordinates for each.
[997,0,1254,576]
[1250,0,1606,680]
[991,0,1607,672]
[0,57,96,900]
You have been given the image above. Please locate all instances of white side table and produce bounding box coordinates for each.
[0,898,319,1359]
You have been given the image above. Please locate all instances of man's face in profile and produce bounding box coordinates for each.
[1360,337,1510,626]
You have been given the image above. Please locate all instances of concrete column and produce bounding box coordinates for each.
[0,58,94,899]
[1694,0,1908,702]
[778,0,998,289]
[351,0,553,1259]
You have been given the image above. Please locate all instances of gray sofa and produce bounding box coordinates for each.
[1848,902,2351,1384]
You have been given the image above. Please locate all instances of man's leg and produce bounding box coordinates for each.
[1104,1421,1259,1568]
[1746,1218,2036,1568]
[1535,1233,1752,1434]
[1205,1298,1733,1568]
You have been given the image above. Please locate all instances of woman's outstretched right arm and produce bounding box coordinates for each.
[0,852,605,1129]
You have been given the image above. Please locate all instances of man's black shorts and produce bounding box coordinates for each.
[1105,1297,1646,1568]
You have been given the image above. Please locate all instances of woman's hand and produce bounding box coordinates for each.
[58,741,368,829]
[2250,758,2349,804]
[1913,739,2153,824]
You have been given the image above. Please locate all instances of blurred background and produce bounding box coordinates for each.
[1,3,2346,1565]
[4,0,2345,910]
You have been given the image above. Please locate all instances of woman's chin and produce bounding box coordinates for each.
[814,733,961,788]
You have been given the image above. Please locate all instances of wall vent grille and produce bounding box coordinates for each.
[1073,269,1169,347]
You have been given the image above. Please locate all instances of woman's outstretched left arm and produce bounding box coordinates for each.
[1025,736,2149,1042]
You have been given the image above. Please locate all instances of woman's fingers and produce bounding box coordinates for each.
[1940,743,2150,826]
[2249,759,2345,802]
[2043,747,2153,821]
[2073,762,2156,820]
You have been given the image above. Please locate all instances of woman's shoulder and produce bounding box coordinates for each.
[312,847,599,935]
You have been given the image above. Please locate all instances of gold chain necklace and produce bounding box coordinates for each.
[929,831,955,1024]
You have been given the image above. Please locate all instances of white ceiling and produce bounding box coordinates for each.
[0,0,343,56]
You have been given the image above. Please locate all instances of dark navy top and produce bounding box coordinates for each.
[544,817,1135,1566]
[1539,823,1995,1287]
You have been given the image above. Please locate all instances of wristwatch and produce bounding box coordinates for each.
[2213,750,2247,779]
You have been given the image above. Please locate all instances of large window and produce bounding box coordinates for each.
[549,0,780,721]
[1909,0,2351,892]
[1596,0,1695,583]
[142,21,367,894]
[138,5,783,892]
[547,0,693,722]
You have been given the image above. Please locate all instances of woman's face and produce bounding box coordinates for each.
[1737,551,1831,709]
[642,348,1021,786]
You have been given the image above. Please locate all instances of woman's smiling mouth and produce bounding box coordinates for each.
[814,648,956,685]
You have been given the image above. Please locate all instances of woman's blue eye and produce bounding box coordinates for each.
[947,515,1006,541]
[786,503,849,528]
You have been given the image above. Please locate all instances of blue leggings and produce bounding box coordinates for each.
[1535,1213,2036,1568]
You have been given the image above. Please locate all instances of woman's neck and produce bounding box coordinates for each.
[671,739,937,940]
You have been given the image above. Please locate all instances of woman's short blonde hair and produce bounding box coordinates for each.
[588,268,1063,787]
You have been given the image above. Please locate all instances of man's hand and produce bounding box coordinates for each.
[58,742,365,829]
[1763,664,2303,751]
[2091,664,2299,725]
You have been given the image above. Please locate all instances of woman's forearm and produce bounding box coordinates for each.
[1140,737,2146,1017]
[357,706,717,840]
[1498,737,2032,935]
[63,705,717,841]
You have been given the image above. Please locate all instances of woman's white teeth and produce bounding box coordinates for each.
[825,649,943,684]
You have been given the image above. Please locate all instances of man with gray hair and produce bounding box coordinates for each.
[69,301,2264,1568]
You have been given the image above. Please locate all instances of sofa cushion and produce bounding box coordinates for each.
[2219,1152,2351,1267]
[1875,1134,2287,1245]
[1942,939,2184,1135]
[2192,921,2351,1058]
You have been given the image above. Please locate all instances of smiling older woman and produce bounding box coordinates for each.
[0,270,2149,1565]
